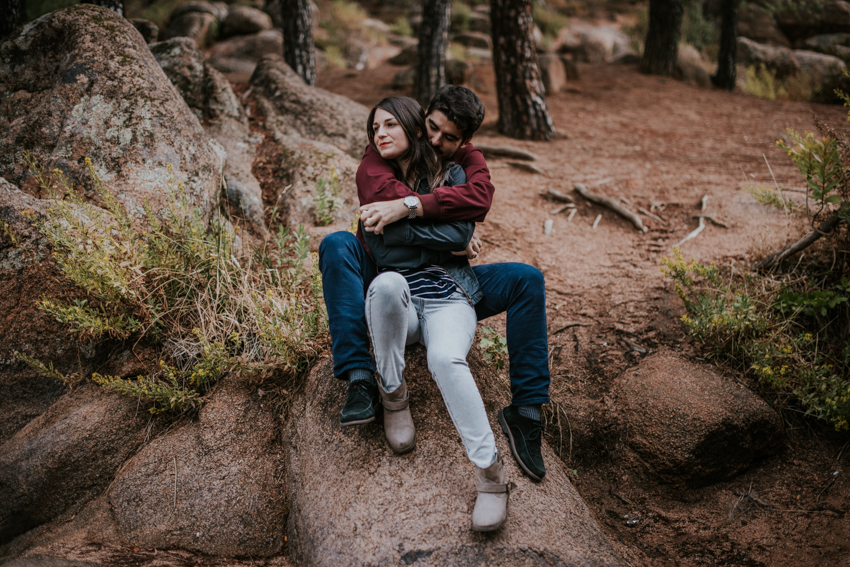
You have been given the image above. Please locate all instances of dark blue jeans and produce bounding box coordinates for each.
[318,231,550,406]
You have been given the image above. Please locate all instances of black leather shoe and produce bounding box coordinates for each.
[340,380,379,426]
[498,406,546,481]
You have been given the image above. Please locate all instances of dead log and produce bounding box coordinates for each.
[475,144,539,161]
[574,183,647,232]
[550,204,575,214]
[754,205,847,270]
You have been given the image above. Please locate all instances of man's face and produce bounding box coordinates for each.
[425,110,469,159]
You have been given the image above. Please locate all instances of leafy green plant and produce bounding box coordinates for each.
[0,219,21,247]
[778,131,846,213]
[21,154,328,414]
[662,249,849,430]
[479,326,508,371]
[746,185,795,212]
[314,166,342,226]
[533,4,568,39]
[451,1,473,32]
[393,16,413,37]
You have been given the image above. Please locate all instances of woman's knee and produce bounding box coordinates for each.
[367,272,408,304]
[427,351,470,380]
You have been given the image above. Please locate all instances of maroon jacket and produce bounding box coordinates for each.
[355,144,494,249]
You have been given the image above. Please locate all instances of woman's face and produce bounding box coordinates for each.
[372,108,409,161]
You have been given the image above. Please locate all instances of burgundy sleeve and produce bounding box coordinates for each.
[355,144,495,221]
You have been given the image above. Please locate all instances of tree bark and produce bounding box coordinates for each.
[281,0,317,86]
[640,0,683,76]
[712,0,739,90]
[490,0,556,141]
[0,0,25,39]
[414,0,451,107]
[81,0,125,16]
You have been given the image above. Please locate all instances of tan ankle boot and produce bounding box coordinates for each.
[472,453,510,532]
[378,379,416,453]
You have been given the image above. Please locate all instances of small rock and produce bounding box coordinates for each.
[446,59,470,85]
[538,53,567,93]
[388,43,418,66]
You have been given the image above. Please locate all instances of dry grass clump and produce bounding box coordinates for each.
[19,154,327,414]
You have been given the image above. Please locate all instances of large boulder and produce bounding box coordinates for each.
[674,44,712,88]
[151,37,268,238]
[206,29,284,77]
[776,0,850,43]
[737,36,801,78]
[452,31,492,50]
[164,10,218,48]
[738,3,790,47]
[388,43,418,66]
[106,378,286,556]
[793,49,848,101]
[221,5,273,38]
[250,54,369,159]
[610,350,782,486]
[554,23,633,63]
[252,93,359,232]
[285,352,626,566]
[0,5,225,224]
[0,383,148,544]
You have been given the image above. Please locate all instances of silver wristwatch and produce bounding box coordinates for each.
[403,196,418,219]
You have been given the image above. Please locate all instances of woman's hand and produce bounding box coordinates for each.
[452,234,481,260]
[360,198,417,234]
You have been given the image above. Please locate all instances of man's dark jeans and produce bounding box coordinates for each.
[318,231,550,406]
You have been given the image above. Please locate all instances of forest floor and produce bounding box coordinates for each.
[316,60,850,566]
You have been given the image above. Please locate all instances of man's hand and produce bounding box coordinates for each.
[452,233,482,260]
[360,198,420,234]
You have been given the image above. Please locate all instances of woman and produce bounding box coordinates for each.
[359,96,510,532]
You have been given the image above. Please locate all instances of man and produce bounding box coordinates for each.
[318,86,550,481]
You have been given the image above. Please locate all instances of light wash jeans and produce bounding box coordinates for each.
[365,272,497,469]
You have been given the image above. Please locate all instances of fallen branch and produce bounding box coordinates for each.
[673,216,705,248]
[592,214,602,229]
[754,204,847,270]
[551,322,591,335]
[574,183,647,232]
[700,195,709,211]
[550,204,575,214]
[693,214,728,228]
[543,188,574,203]
[476,144,538,161]
[638,207,666,223]
[508,161,546,175]
[567,209,577,222]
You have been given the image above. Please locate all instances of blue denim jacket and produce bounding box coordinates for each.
[362,164,483,304]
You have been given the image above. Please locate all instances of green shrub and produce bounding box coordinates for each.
[746,185,795,212]
[451,1,473,33]
[19,154,328,415]
[744,64,814,102]
[313,166,342,226]
[662,249,849,430]
[393,16,413,37]
[533,4,569,39]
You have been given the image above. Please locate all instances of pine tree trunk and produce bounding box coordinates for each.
[414,0,451,107]
[712,0,739,91]
[0,0,25,39]
[490,0,556,140]
[281,0,317,86]
[640,0,683,76]
[81,0,125,16]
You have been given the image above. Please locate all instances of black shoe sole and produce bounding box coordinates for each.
[340,414,376,427]
[498,409,543,482]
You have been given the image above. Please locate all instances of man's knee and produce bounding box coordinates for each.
[319,231,359,269]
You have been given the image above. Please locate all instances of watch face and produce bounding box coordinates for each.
[404,196,417,207]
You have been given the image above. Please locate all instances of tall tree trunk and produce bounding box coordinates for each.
[0,0,26,39]
[81,0,125,16]
[490,0,556,141]
[712,0,739,90]
[640,0,683,76]
[414,0,451,107]
[281,0,317,86]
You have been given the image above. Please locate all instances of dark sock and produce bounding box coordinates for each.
[348,369,376,386]
[517,404,542,422]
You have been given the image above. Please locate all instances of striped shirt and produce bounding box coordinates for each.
[394,265,458,299]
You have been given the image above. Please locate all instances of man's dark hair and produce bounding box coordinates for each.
[425,86,485,141]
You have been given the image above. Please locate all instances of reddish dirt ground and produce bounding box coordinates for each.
[318,60,850,566]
